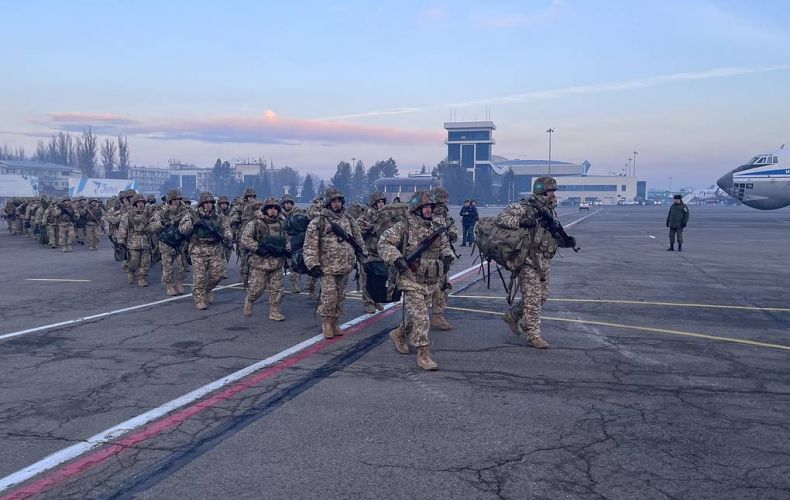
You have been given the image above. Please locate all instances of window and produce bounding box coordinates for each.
[448,144,460,162]
[476,144,491,161]
[461,145,474,168]
[448,131,491,141]
[773,156,779,164]
[621,185,626,191]
[558,185,617,192]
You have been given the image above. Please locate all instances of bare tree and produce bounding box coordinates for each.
[117,136,130,179]
[35,140,47,161]
[100,138,117,177]
[55,132,72,165]
[76,127,98,177]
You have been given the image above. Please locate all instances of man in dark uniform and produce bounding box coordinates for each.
[666,194,690,251]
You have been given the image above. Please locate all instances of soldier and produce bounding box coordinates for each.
[241,197,289,320]
[303,188,365,339]
[179,192,233,310]
[430,186,459,331]
[666,194,690,251]
[230,187,258,286]
[117,194,153,286]
[84,198,105,250]
[17,199,30,236]
[105,190,135,268]
[34,197,48,245]
[73,197,87,245]
[377,191,455,370]
[25,199,39,238]
[150,189,189,296]
[44,198,60,248]
[498,176,571,349]
[304,196,324,300]
[357,191,388,313]
[280,193,306,293]
[52,196,77,252]
[217,195,233,276]
[4,199,16,234]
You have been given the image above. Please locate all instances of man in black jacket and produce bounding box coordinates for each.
[666,194,690,251]
[459,199,479,246]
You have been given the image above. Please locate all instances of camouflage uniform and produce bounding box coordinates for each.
[241,198,289,320]
[378,191,455,370]
[230,187,258,286]
[304,197,325,299]
[3,201,16,234]
[17,200,30,236]
[149,190,188,296]
[217,195,233,271]
[52,197,77,252]
[74,197,87,245]
[34,199,48,244]
[280,193,306,292]
[497,177,561,349]
[117,195,153,286]
[357,191,388,313]
[84,200,105,250]
[44,201,59,248]
[303,188,365,338]
[25,200,38,238]
[430,187,459,330]
[179,192,233,310]
[105,190,135,268]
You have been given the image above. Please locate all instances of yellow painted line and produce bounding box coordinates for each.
[448,295,790,313]
[443,305,790,352]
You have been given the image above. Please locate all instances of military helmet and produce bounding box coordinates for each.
[198,192,215,204]
[61,195,72,202]
[166,189,182,203]
[281,193,295,205]
[408,190,435,214]
[368,191,386,207]
[261,197,281,212]
[243,186,257,198]
[431,186,449,204]
[217,195,230,205]
[146,194,156,203]
[125,189,137,199]
[533,176,558,195]
[323,187,345,208]
[134,194,146,205]
[89,198,99,204]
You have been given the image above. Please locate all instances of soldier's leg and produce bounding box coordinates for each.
[358,264,375,312]
[404,290,430,349]
[307,275,319,299]
[138,249,151,286]
[317,274,339,318]
[161,246,176,294]
[668,228,676,248]
[86,226,95,249]
[246,268,268,305]
[289,270,301,292]
[206,251,225,296]
[431,276,453,330]
[58,225,68,251]
[268,269,285,320]
[192,253,208,307]
[676,228,684,245]
[66,225,75,251]
[518,265,549,348]
[47,225,56,248]
[239,249,250,285]
[127,249,141,284]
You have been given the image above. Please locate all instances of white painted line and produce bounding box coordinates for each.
[648,235,656,239]
[0,282,242,342]
[564,209,602,228]
[25,279,92,282]
[0,263,481,493]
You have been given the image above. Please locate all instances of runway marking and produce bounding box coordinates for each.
[563,209,601,227]
[24,279,92,283]
[0,264,480,496]
[648,235,656,239]
[0,282,242,342]
[442,305,790,352]
[447,295,790,313]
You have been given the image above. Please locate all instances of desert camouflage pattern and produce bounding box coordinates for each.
[179,205,233,305]
[241,210,289,306]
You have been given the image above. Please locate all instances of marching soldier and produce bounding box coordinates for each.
[117,194,153,286]
[280,193,306,293]
[179,192,233,310]
[44,198,59,249]
[378,190,455,370]
[150,189,189,296]
[430,186,459,331]
[241,198,289,320]
[303,188,365,339]
[84,198,105,250]
[230,187,258,286]
[52,196,77,252]
[357,191,388,314]
[304,196,324,300]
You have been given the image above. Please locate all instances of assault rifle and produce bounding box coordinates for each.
[194,217,232,249]
[529,200,580,252]
[404,223,452,271]
[329,220,367,260]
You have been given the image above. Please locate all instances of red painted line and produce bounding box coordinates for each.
[3,266,478,499]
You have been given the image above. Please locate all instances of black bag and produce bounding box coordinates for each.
[364,260,401,303]
[159,225,184,248]
[290,247,312,275]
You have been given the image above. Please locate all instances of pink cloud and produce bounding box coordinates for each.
[36,110,443,146]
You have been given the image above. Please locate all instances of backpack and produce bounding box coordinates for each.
[368,203,409,242]
[474,217,532,272]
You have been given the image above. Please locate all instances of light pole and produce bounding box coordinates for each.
[546,128,554,175]
[632,150,638,178]
[628,157,632,176]
[669,176,672,193]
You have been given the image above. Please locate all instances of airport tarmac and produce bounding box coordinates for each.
[1,205,789,499]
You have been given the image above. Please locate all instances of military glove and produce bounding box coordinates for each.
[310,265,324,277]
[394,257,408,273]
[442,255,454,273]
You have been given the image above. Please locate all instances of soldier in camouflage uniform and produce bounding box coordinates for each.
[117,194,153,286]
[230,187,258,287]
[217,195,232,277]
[149,189,189,296]
[34,197,48,244]
[280,193,306,293]
[51,196,77,252]
[73,197,87,245]
[304,196,324,300]
[84,198,105,250]
[498,176,570,349]
[241,197,289,320]
[357,191,388,313]
[3,200,16,234]
[105,190,135,268]
[179,192,233,310]
[430,186,459,331]
[378,190,455,370]
[303,188,365,339]
[44,199,59,248]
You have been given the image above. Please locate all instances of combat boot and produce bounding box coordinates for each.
[363,303,376,314]
[375,303,384,312]
[207,291,214,304]
[138,276,148,287]
[174,282,184,295]
[66,245,73,252]
[332,318,344,337]
[416,346,438,371]
[666,245,674,251]
[195,302,208,310]
[431,314,453,331]
[166,285,177,296]
[309,287,320,300]
[269,303,285,321]
[389,326,410,354]
[678,243,683,252]
[127,272,135,285]
[243,298,253,317]
[502,311,522,336]
[528,334,550,349]
[321,317,334,339]
[62,246,68,253]
[291,281,301,293]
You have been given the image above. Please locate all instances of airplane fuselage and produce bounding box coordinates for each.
[717,148,790,210]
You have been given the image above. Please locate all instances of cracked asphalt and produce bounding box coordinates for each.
[1,205,789,499]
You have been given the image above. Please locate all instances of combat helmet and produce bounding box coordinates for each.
[281,193,295,205]
[408,190,435,214]
[533,176,558,195]
[323,187,345,208]
[431,186,449,204]
[166,189,182,203]
[133,194,146,205]
[243,186,257,199]
[146,194,156,204]
[198,192,215,205]
[368,191,386,207]
[217,195,230,205]
[261,197,281,213]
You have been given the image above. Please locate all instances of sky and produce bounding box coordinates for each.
[2,0,789,189]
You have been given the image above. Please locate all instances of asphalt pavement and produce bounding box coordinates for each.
[1,205,789,499]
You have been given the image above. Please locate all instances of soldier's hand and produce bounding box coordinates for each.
[310,266,324,277]
[442,255,454,273]
[394,257,408,273]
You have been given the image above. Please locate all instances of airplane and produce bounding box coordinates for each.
[717,145,790,210]
[682,187,729,205]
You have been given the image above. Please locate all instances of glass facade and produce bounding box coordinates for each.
[448,131,491,141]
[461,145,475,168]
[448,144,460,162]
[476,144,491,161]
[558,184,617,192]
